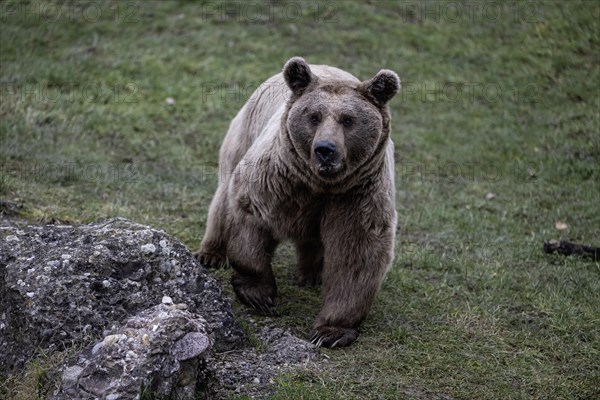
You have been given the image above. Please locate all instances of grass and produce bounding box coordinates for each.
[1,0,599,399]
[0,349,64,400]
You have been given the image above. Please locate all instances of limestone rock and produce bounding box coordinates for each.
[52,304,210,399]
[0,217,245,372]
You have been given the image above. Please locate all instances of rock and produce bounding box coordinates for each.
[0,218,245,373]
[61,365,84,389]
[51,304,210,399]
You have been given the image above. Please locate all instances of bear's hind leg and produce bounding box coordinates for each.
[228,218,278,315]
[295,240,324,286]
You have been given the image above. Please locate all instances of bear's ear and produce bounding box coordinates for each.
[283,57,315,96]
[361,69,401,107]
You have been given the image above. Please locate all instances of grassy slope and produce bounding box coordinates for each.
[1,1,598,399]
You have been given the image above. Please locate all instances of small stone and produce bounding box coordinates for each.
[61,254,72,260]
[106,394,120,400]
[555,221,568,230]
[162,295,173,305]
[62,365,84,389]
[159,240,168,248]
[165,97,176,105]
[141,243,156,254]
[91,341,103,355]
[102,279,111,288]
[485,192,496,200]
[102,334,126,348]
[171,332,210,361]
[46,260,60,268]
[253,377,260,384]
[26,292,35,298]
[5,235,19,242]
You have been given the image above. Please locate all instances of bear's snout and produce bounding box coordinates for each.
[314,140,336,163]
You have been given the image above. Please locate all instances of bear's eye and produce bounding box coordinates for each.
[309,114,321,125]
[341,116,354,127]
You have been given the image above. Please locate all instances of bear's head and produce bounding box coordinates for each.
[283,57,400,184]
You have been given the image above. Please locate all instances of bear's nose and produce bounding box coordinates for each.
[314,141,336,162]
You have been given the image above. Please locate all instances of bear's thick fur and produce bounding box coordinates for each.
[197,57,400,347]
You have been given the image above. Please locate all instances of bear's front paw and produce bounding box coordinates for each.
[194,250,226,269]
[309,326,359,348]
[231,272,276,316]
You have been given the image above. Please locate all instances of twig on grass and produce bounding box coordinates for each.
[543,240,600,261]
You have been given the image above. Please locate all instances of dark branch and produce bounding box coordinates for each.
[543,240,600,261]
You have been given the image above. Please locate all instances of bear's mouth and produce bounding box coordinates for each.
[316,163,339,178]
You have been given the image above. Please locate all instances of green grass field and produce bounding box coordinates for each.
[1,1,599,399]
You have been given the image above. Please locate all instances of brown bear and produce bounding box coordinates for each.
[196,57,399,348]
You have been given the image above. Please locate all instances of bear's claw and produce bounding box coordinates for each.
[309,326,359,348]
[194,251,226,269]
[232,272,276,316]
[247,296,274,316]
